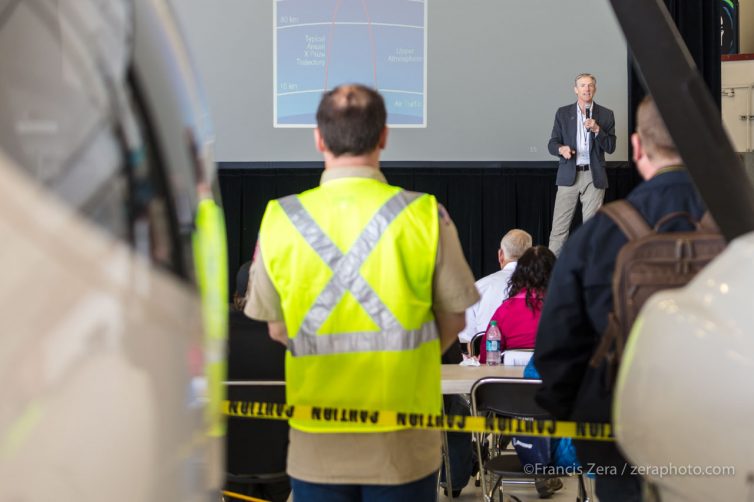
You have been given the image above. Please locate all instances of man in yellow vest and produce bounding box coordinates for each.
[245,84,479,500]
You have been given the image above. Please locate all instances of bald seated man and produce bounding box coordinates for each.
[458,229,533,344]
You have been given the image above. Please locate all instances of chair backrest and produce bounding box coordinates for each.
[502,349,534,367]
[470,377,551,419]
[469,331,486,357]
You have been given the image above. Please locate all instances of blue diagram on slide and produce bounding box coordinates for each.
[275,0,426,127]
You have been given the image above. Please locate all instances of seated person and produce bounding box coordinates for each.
[516,360,580,470]
[458,229,532,344]
[511,359,581,497]
[476,247,571,498]
[479,246,556,364]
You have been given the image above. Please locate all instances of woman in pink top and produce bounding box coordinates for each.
[480,246,556,364]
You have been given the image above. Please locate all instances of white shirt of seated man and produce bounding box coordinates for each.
[458,229,532,343]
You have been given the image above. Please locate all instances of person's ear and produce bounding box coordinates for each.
[314,128,326,153]
[498,248,505,265]
[631,133,642,164]
[378,127,388,150]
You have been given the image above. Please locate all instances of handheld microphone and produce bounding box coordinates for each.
[585,103,592,119]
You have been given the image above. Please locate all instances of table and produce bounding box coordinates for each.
[226,364,526,395]
[441,364,525,395]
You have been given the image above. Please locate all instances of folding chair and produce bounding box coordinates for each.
[470,377,590,502]
[468,331,486,357]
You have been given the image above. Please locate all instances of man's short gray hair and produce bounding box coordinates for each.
[500,229,533,260]
[574,73,596,86]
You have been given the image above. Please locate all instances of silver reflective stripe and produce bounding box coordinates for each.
[289,320,438,357]
[278,190,437,356]
[278,195,341,270]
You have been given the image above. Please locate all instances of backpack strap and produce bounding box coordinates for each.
[599,200,652,241]
[651,210,720,233]
[699,211,720,232]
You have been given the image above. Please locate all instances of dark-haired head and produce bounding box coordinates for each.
[232,261,251,312]
[507,245,556,312]
[316,84,387,157]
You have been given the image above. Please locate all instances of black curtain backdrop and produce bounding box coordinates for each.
[628,0,721,138]
[220,163,640,296]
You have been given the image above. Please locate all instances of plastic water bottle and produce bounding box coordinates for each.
[485,320,502,366]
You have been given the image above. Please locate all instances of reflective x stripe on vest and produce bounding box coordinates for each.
[278,190,438,357]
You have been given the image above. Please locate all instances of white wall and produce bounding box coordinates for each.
[722,59,754,152]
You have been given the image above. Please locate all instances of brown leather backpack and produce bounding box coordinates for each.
[589,200,726,384]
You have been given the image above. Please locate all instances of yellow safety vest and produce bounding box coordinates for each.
[192,198,229,438]
[259,176,441,433]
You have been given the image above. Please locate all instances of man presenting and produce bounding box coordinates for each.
[245,84,479,501]
[458,229,532,344]
[533,96,706,500]
[547,73,616,255]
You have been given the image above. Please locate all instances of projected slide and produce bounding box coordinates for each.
[274,0,427,127]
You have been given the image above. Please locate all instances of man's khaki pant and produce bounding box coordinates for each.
[548,170,605,256]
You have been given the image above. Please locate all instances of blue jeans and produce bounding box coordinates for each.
[290,472,438,502]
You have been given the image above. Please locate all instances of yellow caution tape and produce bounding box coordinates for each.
[222,400,614,441]
[221,490,269,502]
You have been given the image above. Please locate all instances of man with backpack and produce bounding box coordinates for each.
[532,96,710,501]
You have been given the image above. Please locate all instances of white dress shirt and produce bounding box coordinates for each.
[458,261,517,342]
[576,103,592,166]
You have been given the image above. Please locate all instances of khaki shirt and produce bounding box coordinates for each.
[245,166,479,484]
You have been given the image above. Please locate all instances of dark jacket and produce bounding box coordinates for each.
[547,102,617,189]
[533,169,705,468]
